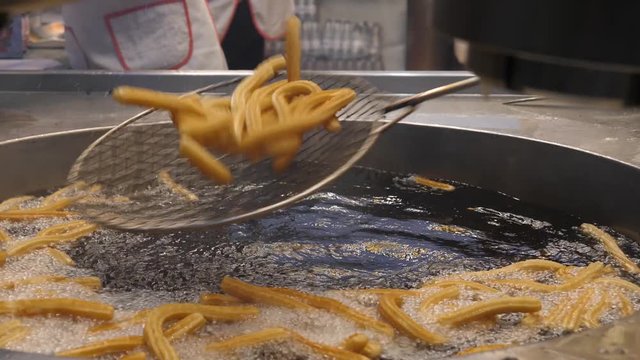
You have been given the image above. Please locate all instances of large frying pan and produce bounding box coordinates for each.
[0,122,638,359]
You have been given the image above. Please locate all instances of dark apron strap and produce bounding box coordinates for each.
[221,0,265,70]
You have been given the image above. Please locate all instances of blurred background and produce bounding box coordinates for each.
[0,0,460,71]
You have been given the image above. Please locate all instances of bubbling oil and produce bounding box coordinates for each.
[0,166,638,359]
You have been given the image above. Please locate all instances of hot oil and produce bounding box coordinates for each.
[1,166,638,359]
[67,167,639,293]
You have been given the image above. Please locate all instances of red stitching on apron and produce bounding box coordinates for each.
[202,0,224,42]
[104,0,194,70]
[218,0,240,41]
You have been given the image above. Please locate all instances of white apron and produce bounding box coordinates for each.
[208,0,294,41]
[63,0,294,70]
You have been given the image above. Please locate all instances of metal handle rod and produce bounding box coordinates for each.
[382,76,480,113]
[373,76,481,134]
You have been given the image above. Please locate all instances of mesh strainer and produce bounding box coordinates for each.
[68,74,479,231]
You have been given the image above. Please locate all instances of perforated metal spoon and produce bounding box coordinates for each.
[68,74,479,231]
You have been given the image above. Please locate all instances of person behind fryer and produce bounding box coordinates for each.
[61,0,294,70]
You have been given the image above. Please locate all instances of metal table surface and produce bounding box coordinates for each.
[0,71,639,360]
[0,70,639,168]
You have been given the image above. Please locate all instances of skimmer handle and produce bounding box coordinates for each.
[373,76,480,134]
[382,76,480,113]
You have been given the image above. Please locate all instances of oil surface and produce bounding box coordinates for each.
[2,166,639,359]
[67,166,640,295]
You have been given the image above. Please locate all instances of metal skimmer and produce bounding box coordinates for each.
[68,73,478,231]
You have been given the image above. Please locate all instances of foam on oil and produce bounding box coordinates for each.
[0,167,638,359]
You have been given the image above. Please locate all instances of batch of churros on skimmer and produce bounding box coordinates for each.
[0,15,638,360]
[113,16,355,184]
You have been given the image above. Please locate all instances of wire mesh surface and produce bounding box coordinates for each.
[68,73,390,231]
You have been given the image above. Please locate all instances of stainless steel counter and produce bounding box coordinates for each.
[1,70,639,168]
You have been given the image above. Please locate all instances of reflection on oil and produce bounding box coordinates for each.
[67,166,640,296]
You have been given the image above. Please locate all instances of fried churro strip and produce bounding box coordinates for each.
[231,55,287,142]
[0,210,72,220]
[271,287,394,336]
[561,288,594,331]
[199,293,244,306]
[113,86,203,114]
[340,333,382,359]
[457,343,509,355]
[0,319,23,335]
[489,279,557,292]
[0,251,6,266]
[324,116,341,132]
[0,298,113,320]
[41,183,87,206]
[584,294,610,328]
[89,309,151,333]
[35,221,86,237]
[0,195,34,211]
[438,297,541,326]
[170,110,202,132]
[0,321,29,348]
[285,16,301,82]
[46,247,76,266]
[61,312,208,357]
[7,225,97,257]
[202,97,232,109]
[362,340,382,359]
[490,262,606,292]
[220,276,312,310]
[206,327,368,360]
[379,295,446,344]
[555,266,576,279]
[71,276,102,290]
[543,296,570,327]
[521,312,542,326]
[265,81,323,168]
[179,135,232,185]
[0,227,10,242]
[350,288,421,297]
[265,135,301,156]
[57,336,144,358]
[618,293,634,316]
[419,287,460,312]
[41,194,78,210]
[37,196,83,212]
[206,327,290,352]
[289,90,333,116]
[0,275,100,290]
[178,110,233,149]
[595,277,640,293]
[158,169,199,201]
[120,351,147,360]
[245,80,287,134]
[0,320,28,347]
[423,280,499,293]
[291,331,368,360]
[271,152,298,173]
[580,224,640,274]
[272,81,322,121]
[238,89,356,153]
[414,176,455,191]
[36,220,97,240]
[144,303,259,360]
[460,259,566,279]
[341,333,368,353]
[165,313,206,341]
[504,259,566,272]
